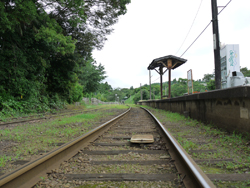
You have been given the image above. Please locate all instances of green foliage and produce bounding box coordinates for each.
[0,93,65,119]
[79,61,106,93]
[98,82,113,94]
[35,24,76,55]
[240,67,250,77]
[152,85,160,96]
[207,79,216,90]
[202,73,215,82]
[133,89,150,104]
[170,78,187,97]
[124,95,134,104]
[0,0,130,116]
[193,81,206,92]
[96,93,108,102]
[68,83,84,103]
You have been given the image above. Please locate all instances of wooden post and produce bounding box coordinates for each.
[160,67,163,99]
[149,70,151,100]
[168,68,171,98]
[167,59,172,99]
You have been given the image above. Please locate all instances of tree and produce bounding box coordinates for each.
[170,79,187,97]
[79,61,106,93]
[0,1,76,100]
[68,83,84,103]
[202,73,215,82]
[98,82,113,94]
[152,85,160,95]
[207,79,215,90]
[0,0,131,110]
[240,67,250,77]
[193,81,206,92]
[133,89,149,104]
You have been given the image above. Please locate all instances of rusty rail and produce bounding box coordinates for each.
[141,107,215,188]
[0,107,130,188]
[0,106,215,188]
[0,107,105,127]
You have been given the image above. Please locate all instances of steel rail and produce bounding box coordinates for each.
[0,107,105,126]
[0,107,131,188]
[141,107,215,188]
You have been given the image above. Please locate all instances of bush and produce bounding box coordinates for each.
[67,83,83,103]
[133,89,150,104]
[0,91,66,119]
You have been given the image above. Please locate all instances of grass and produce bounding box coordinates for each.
[75,181,177,188]
[0,104,129,169]
[124,96,134,104]
[139,105,250,187]
[0,155,12,167]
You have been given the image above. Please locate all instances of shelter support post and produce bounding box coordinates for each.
[160,67,163,99]
[167,59,172,99]
[147,55,187,99]
[168,68,171,98]
[149,70,151,100]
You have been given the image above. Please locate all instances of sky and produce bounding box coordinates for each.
[92,0,250,89]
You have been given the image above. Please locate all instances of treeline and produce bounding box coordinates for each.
[92,78,207,104]
[81,67,250,104]
[131,78,207,104]
[129,67,250,104]
[0,0,130,116]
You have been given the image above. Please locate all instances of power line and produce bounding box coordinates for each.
[175,0,203,56]
[153,77,160,82]
[180,21,212,58]
[180,0,232,58]
[218,0,232,15]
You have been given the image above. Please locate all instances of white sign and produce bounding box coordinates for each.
[187,70,193,94]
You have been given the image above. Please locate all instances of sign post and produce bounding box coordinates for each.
[187,69,193,94]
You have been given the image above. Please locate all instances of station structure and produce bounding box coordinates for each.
[147,55,187,99]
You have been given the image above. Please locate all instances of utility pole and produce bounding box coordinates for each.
[211,0,221,89]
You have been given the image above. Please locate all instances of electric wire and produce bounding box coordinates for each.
[218,0,232,15]
[175,0,203,56]
[180,21,212,58]
[153,77,160,82]
[179,0,232,58]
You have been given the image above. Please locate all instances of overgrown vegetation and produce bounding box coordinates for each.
[0,0,131,117]
[0,105,128,168]
[141,106,250,188]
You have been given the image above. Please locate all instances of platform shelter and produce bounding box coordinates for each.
[147,55,187,99]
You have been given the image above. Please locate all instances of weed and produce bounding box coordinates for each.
[0,155,12,167]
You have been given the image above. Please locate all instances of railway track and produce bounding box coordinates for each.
[0,107,105,127]
[0,107,215,188]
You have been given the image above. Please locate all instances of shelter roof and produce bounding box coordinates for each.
[147,55,187,70]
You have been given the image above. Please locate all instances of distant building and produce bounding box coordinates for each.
[220,44,240,88]
[220,44,250,88]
